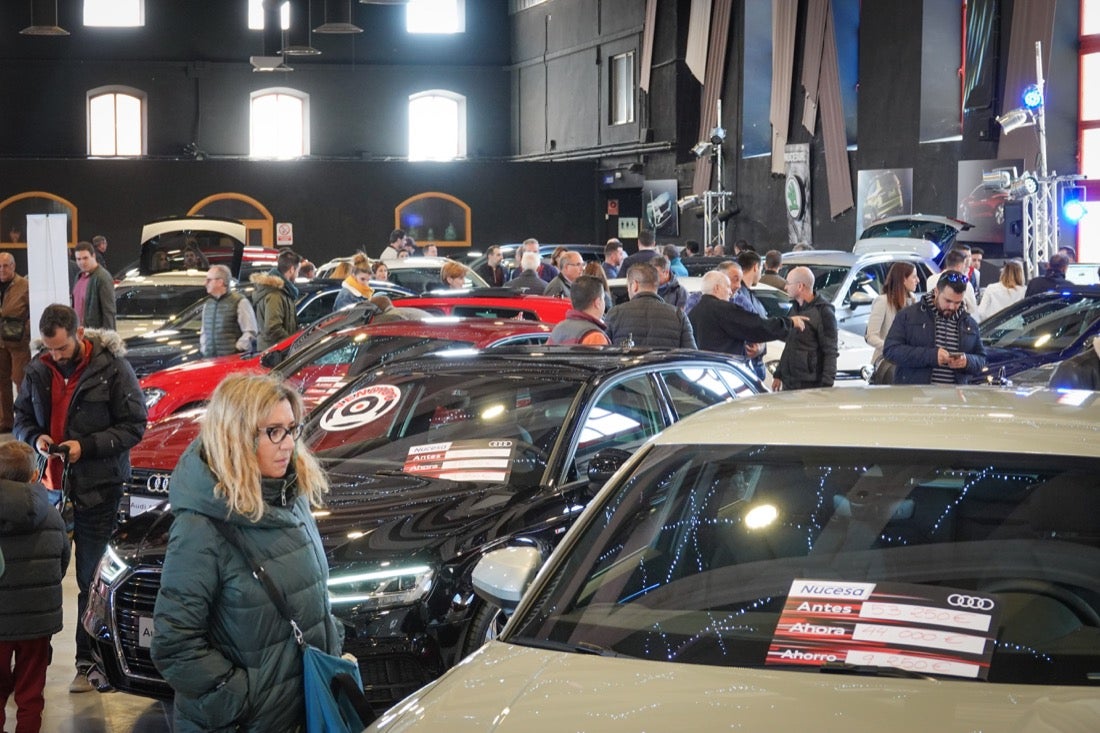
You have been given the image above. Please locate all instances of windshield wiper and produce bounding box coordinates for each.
[819,661,938,681]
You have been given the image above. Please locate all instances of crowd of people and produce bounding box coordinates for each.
[0,223,1097,731]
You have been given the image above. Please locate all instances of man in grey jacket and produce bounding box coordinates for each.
[605,263,696,348]
[72,241,115,330]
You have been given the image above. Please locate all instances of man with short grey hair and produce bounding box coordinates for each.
[0,252,30,432]
[505,251,548,294]
[544,250,585,299]
[200,265,258,357]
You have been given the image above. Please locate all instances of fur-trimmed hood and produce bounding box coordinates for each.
[30,327,126,357]
[249,271,286,289]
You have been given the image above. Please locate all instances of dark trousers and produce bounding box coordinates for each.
[73,498,120,664]
[0,343,30,431]
[0,637,51,733]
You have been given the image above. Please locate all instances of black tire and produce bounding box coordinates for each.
[462,601,508,657]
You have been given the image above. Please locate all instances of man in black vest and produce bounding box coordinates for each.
[200,265,258,357]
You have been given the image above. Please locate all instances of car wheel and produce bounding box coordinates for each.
[462,601,508,656]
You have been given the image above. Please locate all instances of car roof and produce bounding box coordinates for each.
[336,316,552,341]
[343,346,749,382]
[655,386,1100,456]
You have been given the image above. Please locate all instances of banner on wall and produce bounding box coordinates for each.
[26,214,71,332]
[642,180,679,237]
[785,144,812,247]
[856,168,913,236]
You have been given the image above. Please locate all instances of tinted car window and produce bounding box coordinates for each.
[306,373,583,489]
[284,335,472,411]
[659,367,740,420]
[511,445,1100,686]
[115,285,207,319]
[573,375,663,478]
[296,290,338,325]
[981,293,1100,352]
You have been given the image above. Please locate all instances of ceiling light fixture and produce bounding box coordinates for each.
[284,0,321,55]
[314,0,363,33]
[20,0,69,36]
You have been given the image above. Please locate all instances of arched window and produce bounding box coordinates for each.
[407,0,465,34]
[251,89,309,159]
[408,90,466,161]
[84,0,144,26]
[87,87,146,157]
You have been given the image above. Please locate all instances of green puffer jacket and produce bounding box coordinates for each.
[249,271,298,351]
[151,440,343,733]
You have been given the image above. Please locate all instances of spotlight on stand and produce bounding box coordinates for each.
[717,207,741,224]
[677,195,702,212]
[1007,174,1039,200]
[996,108,1034,135]
[709,125,727,146]
[1061,185,1087,223]
[981,170,1013,190]
[691,141,714,159]
[1022,84,1044,110]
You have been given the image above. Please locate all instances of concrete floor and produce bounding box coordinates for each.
[3,570,173,733]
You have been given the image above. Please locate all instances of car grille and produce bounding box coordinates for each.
[128,468,172,498]
[111,569,163,682]
[358,655,432,709]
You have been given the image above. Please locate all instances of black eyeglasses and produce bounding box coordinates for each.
[941,271,968,285]
[262,424,303,443]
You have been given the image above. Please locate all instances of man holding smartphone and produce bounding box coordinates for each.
[883,270,986,384]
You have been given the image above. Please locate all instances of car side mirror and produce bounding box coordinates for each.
[259,348,286,369]
[472,546,542,613]
[849,291,874,307]
[586,448,631,490]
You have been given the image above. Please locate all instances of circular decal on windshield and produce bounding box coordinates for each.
[319,384,402,431]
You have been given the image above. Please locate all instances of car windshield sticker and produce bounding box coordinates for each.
[319,384,401,431]
[766,579,1001,679]
[402,439,516,482]
[301,375,353,410]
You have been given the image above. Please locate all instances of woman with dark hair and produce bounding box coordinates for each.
[865,261,918,363]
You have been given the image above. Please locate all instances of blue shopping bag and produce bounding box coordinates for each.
[302,644,374,733]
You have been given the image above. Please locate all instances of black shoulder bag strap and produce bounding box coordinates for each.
[208,516,376,727]
[208,517,308,647]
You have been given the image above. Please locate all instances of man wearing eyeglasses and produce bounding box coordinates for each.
[543,251,586,299]
[13,304,147,694]
[200,265,258,357]
[883,270,986,385]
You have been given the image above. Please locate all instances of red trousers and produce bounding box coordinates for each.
[0,637,51,733]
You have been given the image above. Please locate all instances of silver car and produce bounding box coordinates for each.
[371,386,1100,732]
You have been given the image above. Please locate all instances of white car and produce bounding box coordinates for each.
[608,277,873,383]
[370,386,1100,732]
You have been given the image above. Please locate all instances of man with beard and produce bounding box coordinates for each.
[13,304,147,693]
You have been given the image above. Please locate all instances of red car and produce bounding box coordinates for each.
[140,291,572,421]
[123,317,554,516]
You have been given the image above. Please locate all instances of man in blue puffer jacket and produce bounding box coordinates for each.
[884,270,986,384]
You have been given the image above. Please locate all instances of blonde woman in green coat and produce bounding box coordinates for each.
[152,373,342,732]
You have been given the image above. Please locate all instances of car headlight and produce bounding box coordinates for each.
[327,565,434,608]
[143,388,166,409]
[98,545,130,584]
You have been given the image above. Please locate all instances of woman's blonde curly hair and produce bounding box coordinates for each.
[200,372,329,521]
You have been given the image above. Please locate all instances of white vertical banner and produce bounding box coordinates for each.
[685,0,711,83]
[26,214,71,337]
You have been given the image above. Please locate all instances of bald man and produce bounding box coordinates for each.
[773,266,838,390]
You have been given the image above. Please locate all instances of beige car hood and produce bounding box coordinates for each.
[370,641,1100,732]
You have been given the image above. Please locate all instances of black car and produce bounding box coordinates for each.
[83,348,762,703]
[970,285,1100,385]
[123,279,412,377]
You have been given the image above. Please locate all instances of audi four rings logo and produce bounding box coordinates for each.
[947,593,995,610]
[145,474,172,494]
[488,440,514,448]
